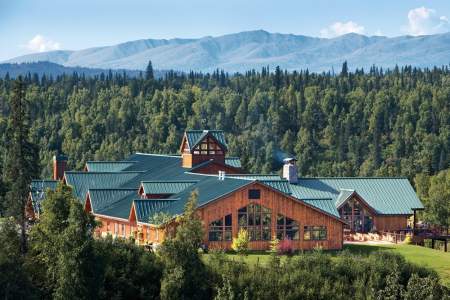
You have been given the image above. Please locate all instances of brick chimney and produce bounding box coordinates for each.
[53,154,68,180]
[282,158,298,184]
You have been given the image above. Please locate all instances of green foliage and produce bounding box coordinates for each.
[94,236,162,300]
[149,211,173,226]
[0,67,448,178]
[2,76,40,251]
[231,228,250,255]
[27,183,99,299]
[159,190,211,299]
[0,218,36,299]
[415,170,450,228]
[206,250,449,300]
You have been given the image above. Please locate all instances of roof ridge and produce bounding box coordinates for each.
[86,160,138,163]
[141,180,199,183]
[89,188,137,191]
[134,198,179,202]
[134,152,180,158]
[65,171,145,174]
[298,176,409,180]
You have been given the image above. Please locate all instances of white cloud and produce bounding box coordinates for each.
[25,34,60,52]
[320,21,365,38]
[406,7,450,35]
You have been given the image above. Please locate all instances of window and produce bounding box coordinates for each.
[303,226,327,241]
[276,215,299,240]
[238,203,271,241]
[248,189,261,199]
[114,223,118,235]
[121,224,126,237]
[208,214,232,241]
[106,222,110,233]
[146,227,151,240]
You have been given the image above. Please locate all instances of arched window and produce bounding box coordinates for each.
[208,214,232,241]
[238,203,271,241]
[276,214,299,240]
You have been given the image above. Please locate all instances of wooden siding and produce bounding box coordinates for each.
[198,182,344,251]
[373,215,409,231]
[94,216,166,244]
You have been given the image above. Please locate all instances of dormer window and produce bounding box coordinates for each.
[181,130,228,168]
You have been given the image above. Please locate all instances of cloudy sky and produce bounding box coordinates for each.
[1,0,450,61]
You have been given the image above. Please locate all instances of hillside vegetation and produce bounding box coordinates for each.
[0,65,448,179]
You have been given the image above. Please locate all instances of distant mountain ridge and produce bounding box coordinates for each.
[4,30,450,73]
[0,62,148,78]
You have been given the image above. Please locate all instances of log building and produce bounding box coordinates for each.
[29,130,424,250]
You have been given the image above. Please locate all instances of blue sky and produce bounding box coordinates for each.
[1,0,450,61]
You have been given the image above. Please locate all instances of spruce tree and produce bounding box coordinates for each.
[146,60,154,80]
[3,76,39,253]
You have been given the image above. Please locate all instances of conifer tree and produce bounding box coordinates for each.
[3,76,39,253]
[146,60,154,80]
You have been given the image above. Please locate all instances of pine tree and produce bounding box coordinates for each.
[146,60,154,80]
[3,77,39,253]
[159,190,211,300]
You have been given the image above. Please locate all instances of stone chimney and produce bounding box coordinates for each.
[53,154,68,180]
[282,158,298,184]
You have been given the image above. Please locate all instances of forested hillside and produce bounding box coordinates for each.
[0,65,448,179]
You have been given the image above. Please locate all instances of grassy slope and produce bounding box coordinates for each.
[207,243,450,287]
[344,243,450,287]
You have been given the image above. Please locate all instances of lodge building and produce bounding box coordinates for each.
[29,130,424,250]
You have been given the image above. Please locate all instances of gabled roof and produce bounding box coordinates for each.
[302,199,340,218]
[87,188,137,214]
[228,174,282,180]
[185,130,228,151]
[64,171,143,200]
[133,199,179,223]
[258,180,292,195]
[335,189,355,208]
[154,176,252,217]
[140,180,198,195]
[290,177,424,215]
[85,161,136,172]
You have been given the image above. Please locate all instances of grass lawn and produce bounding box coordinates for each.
[204,243,450,287]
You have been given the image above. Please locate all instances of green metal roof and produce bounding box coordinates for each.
[258,180,292,194]
[225,157,242,168]
[65,171,143,200]
[185,130,228,150]
[302,199,340,218]
[85,161,136,172]
[140,180,198,195]
[154,176,252,218]
[290,177,423,215]
[335,189,355,208]
[134,199,179,223]
[88,189,137,214]
[228,174,282,180]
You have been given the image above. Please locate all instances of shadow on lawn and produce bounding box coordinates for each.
[342,243,395,255]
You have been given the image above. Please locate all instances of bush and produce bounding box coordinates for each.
[231,229,249,255]
[278,238,294,255]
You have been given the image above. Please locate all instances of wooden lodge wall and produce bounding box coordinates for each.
[198,182,344,251]
[373,215,408,232]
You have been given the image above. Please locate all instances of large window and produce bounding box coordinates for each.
[208,214,232,241]
[276,214,299,240]
[238,203,271,241]
[303,226,327,241]
[193,137,224,155]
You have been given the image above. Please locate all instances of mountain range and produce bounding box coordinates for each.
[4,30,450,73]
